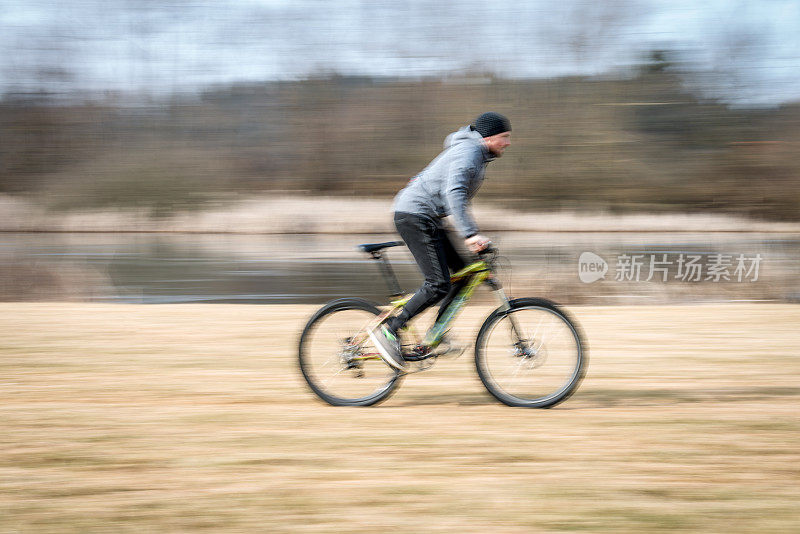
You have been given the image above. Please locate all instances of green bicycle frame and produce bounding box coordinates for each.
[387,259,494,348]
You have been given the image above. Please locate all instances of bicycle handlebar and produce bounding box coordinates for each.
[475,243,499,269]
[477,243,497,256]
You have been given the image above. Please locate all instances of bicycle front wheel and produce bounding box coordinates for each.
[299,298,402,406]
[475,298,587,408]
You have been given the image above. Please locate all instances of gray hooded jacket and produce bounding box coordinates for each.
[392,126,493,238]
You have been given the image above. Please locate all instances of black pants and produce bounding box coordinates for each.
[388,212,466,332]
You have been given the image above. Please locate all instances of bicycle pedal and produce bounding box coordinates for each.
[402,344,433,362]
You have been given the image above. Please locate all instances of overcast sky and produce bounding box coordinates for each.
[1,0,798,106]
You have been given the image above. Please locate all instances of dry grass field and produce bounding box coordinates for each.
[1,303,799,533]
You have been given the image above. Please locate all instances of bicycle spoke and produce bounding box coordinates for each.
[321,366,347,389]
[299,302,401,406]
[529,314,545,344]
[505,354,530,388]
[477,302,585,407]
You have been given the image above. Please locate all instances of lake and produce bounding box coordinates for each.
[1,232,798,304]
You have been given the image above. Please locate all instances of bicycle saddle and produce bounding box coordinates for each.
[358,241,405,253]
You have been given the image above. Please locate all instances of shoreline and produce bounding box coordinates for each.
[3,194,800,234]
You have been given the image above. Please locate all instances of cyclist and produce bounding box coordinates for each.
[368,112,512,369]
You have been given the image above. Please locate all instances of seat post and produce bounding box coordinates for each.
[371,251,403,297]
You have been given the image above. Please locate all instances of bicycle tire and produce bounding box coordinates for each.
[299,298,403,406]
[475,297,587,408]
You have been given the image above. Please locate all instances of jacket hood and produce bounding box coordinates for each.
[444,125,483,148]
[444,126,494,161]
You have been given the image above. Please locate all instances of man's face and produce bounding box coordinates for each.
[484,131,512,157]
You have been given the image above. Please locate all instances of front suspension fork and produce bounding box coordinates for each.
[493,288,526,344]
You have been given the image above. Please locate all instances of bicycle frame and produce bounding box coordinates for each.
[370,257,518,350]
[419,261,491,346]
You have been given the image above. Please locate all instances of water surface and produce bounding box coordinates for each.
[1,232,797,304]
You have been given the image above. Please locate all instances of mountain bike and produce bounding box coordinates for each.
[298,241,587,407]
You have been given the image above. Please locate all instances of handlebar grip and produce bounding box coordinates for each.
[477,244,497,255]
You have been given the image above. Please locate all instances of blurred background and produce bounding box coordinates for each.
[1,0,799,303]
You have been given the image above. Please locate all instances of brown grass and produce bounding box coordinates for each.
[1,303,799,532]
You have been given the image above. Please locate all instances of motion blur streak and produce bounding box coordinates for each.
[1,3,800,532]
[1,1,799,106]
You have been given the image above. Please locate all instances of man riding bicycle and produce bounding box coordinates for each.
[368,112,512,370]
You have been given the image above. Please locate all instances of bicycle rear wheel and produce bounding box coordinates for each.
[299,298,402,406]
[475,298,587,408]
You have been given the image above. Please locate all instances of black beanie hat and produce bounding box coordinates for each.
[473,112,511,138]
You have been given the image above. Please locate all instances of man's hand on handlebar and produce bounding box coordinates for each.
[465,234,491,253]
